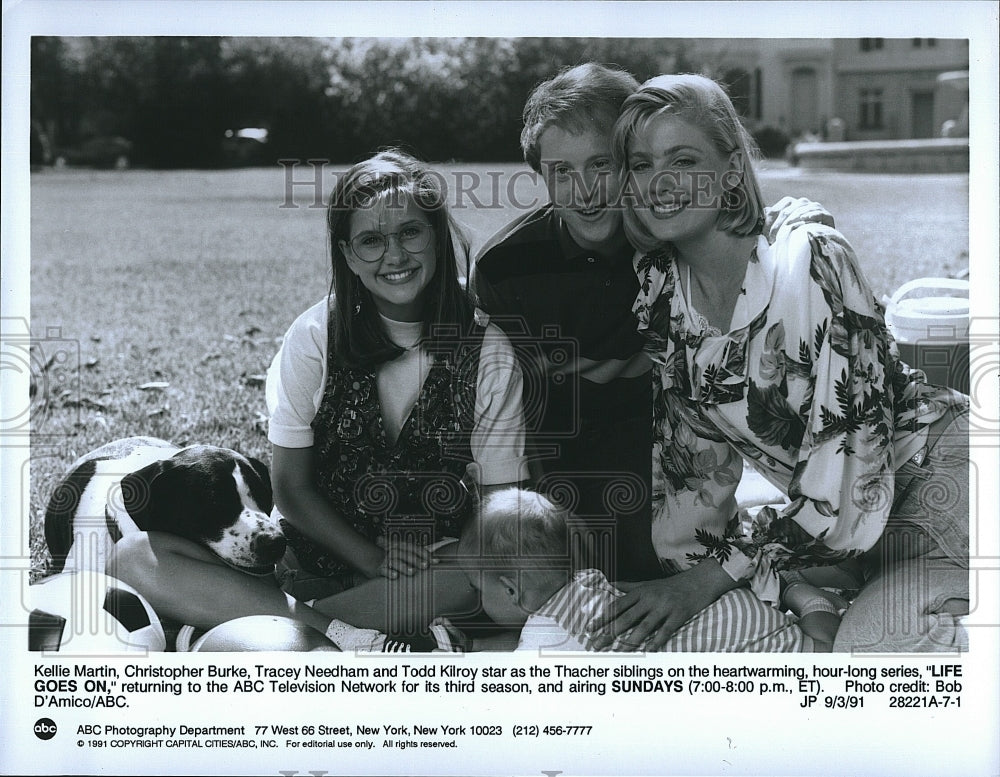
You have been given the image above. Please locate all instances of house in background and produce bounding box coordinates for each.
[682,39,835,137]
[683,38,970,142]
[832,38,970,140]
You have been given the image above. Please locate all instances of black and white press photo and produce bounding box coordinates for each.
[2,2,998,776]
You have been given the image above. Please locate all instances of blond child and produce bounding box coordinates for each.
[441,488,840,652]
[316,488,845,652]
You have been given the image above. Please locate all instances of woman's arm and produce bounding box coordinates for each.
[732,226,895,569]
[272,445,432,579]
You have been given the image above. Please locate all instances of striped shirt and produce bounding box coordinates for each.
[516,569,809,652]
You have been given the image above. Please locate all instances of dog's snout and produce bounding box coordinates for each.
[251,533,286,561]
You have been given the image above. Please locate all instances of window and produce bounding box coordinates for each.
[912,38,923,48]
[723,68,752,117]
[859,89,884,130]
[860,38,885,52]
[912,38,937,48]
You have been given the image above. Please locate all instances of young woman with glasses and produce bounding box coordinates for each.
[110,151,526,644]
[267,149,528,606]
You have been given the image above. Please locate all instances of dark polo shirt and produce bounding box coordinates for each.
[473,205,660,581]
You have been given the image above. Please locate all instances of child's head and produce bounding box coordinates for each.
[520,62,639,174]
[520,63,639,253]
[612,73,766,254]
[458,488,573,628]
[327,149,472,368]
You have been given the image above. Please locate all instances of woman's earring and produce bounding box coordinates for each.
[352,276,362,315]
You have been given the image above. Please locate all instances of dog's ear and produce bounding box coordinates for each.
[120,459,172,528]
[244,457,274,513]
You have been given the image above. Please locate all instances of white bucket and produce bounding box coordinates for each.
[884,277,969,393]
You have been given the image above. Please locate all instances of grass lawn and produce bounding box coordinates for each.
[25,163,969,578]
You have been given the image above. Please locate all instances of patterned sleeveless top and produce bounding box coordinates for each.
[281,321,485,578]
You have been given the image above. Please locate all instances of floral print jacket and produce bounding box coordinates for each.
[633,223,966,602]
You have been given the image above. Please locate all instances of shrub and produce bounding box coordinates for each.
[752,126,791,158]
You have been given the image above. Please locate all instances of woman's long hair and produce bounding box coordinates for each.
[612,73,766,255]
[327,149,474,369]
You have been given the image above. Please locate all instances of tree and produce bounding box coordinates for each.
[30,37,84,155]
[30,36,695,168]
[219,38,337,162]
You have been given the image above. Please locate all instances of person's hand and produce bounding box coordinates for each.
[587,575,702,651]
[589,561,736,651]
[374,535,434,579]
[429,617,472,652]
[763,196,834,242]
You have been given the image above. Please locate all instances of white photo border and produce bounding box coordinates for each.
[3,2,998,776]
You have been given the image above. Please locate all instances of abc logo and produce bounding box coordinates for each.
[34,718,57,740]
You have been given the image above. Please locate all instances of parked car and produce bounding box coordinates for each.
[222,127,269,166]
[53,136,133,169]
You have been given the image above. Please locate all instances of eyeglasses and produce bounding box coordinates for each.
[346,222,433,263]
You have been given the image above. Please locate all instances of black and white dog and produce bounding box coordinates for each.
[44,437,285,576]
